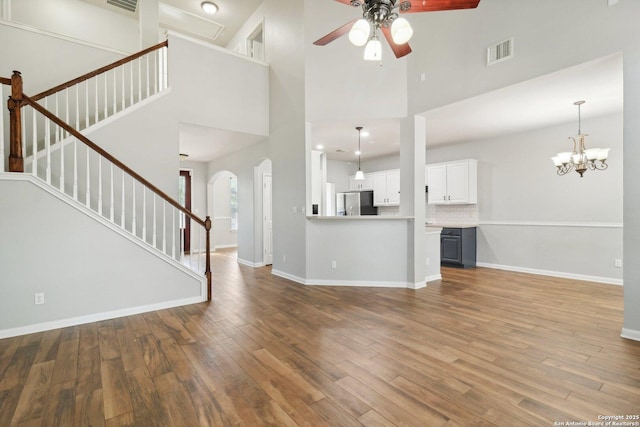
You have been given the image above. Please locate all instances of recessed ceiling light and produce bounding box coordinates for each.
[355,150,361,155]
[360,130,370,137]
[316,144,324,150]
[201,1,218,15]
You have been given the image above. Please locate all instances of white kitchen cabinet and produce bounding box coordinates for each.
[349,174,373,190]
[371,169,400,206]
[426,159,477,205]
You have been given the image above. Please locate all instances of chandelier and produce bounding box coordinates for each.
[551,101,610,177]
[348,0,414,60]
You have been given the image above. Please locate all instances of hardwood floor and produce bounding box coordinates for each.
[1,249,639,426]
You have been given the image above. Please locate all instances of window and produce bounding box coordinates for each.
[230,177,238,231]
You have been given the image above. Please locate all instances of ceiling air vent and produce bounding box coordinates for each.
[487,38,513,66]
[107,0,137,13]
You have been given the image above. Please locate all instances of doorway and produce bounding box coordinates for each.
[246,19,264,61]
[179,170,191,253]
[263,173,273,265]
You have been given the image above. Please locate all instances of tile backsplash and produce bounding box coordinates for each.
[426,203,479,225]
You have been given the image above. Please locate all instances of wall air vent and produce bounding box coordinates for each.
[487,38,513,66]
[107,0,137,13]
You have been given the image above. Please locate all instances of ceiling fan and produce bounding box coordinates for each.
[313,0,481,60]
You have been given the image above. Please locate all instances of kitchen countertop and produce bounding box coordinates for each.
[425,223,478,229]
[308,215,414,220]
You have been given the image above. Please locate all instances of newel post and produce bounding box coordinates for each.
[8,71,24,172]
[205,216,212,301]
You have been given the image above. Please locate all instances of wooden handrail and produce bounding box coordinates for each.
[30,40,168,102]
[22,93,206,228]
[0,77,11,85]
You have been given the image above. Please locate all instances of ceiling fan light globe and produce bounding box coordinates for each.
[349,19,371,46]
[364,37,382,61]
[201,1,218,15]
[391,17,413,44]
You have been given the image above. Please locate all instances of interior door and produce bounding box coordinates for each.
[179,170,191,253]
[263,174,273,265]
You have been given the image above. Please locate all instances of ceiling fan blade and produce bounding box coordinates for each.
[401,0,481,13]
[313,18,359,46]
[380,26,412,58]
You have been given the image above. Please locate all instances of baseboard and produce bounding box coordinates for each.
[476,262,623,286]
[271,269,306,285]
[215,244,238,250]
[0,296,205,340]
[237,258,265,268]
[271,269,424,289]
[620,328,640,342]
[425,273,442,283]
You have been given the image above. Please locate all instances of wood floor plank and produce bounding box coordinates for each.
[74,389,105,427]
[153,372,200,427]
[100,357,132,420]
[1,249,639,425]
[10,360,55,425]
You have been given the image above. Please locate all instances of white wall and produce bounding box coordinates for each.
[303,0,407,123]
[425,113,623,283]
[404,0,640,336]
[211,171,238,249]
[9,0,139,52]
[326,159,351,193]
[306,219,413,287]
[0,176,203,337]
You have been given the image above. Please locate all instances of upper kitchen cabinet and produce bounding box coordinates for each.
[371,170,400,206]
[426,159,477,205]
[349,174,373,191]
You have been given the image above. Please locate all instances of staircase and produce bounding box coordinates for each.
[1,40,212,301]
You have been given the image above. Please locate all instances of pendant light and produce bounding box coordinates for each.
[355,126,365,180]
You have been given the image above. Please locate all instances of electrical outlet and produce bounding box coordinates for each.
[331,260,337,269]
[615,259,623,268]
[283,255,287,262]
[426,257,430,266]
[34,293,45,305]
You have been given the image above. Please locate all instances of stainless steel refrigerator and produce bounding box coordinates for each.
[336,190,378,216]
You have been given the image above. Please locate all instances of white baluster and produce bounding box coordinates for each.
[20,103,26,169]
[172,209,176,259]
[65,90,70,138]
[75,84,80,130]
[104,73,108,119]
[45,98,51,184]
[153,194,157,247]
[138,57,142,102]
[94,78,99,124]
[142,187,147,243]
[146,54,150,97]
[121,66,126,110]
[86,147,91,208]
[121,170,125,228]
[198,227,202,272]
[162,202,166,253]
[180,219,184,262]
[154,51,159,94]
[73,139,78,200]
[32,106,37,176]
[129,62,134,106]
[113,70,117,116]
[98,155,103,216]
[109,163,114,221]
[55,94,60,142]
[85,80,89,130]
[132,179,137,237]
[59,122,65,193]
